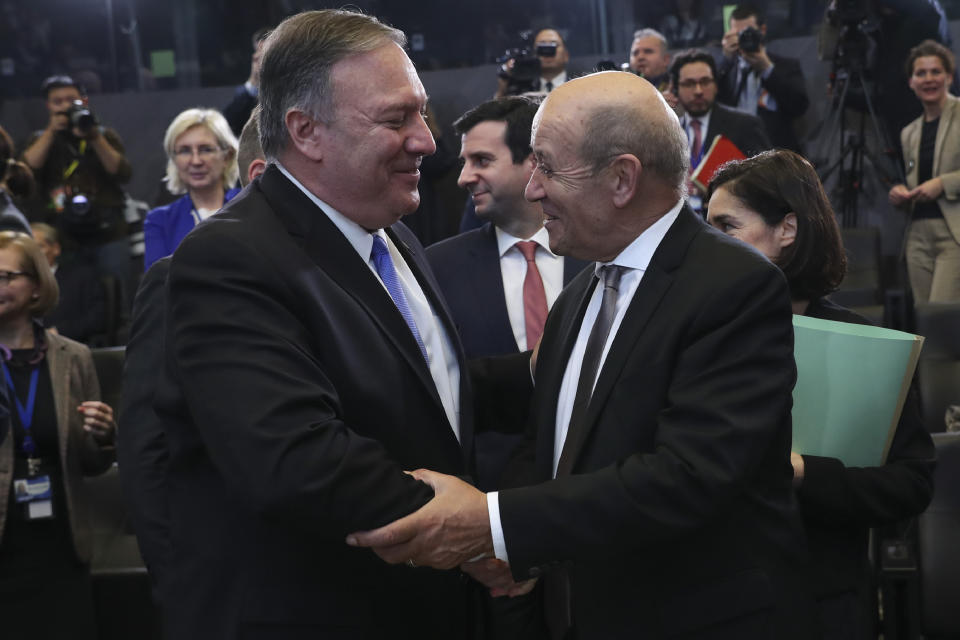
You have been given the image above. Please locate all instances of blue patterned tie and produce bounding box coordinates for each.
[370,234,428,362]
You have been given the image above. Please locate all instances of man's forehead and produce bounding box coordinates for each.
[679,62,713,79]
[730,15,759,29]
[48,87,80,100]
[634,37,663,53]
[535,30,562,44]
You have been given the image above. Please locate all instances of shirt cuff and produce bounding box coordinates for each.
[487,491,510,563]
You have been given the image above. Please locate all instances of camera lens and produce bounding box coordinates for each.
[70,194,90,215]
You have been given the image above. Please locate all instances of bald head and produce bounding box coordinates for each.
[536,71,688,198]
[525,72,689,262]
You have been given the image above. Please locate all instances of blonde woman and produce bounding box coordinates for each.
[143,108,239,270]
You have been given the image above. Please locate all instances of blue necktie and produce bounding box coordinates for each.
[370,234,428,362]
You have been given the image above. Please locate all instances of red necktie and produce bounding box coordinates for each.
[690,118,703,167]
[516,241,548,350]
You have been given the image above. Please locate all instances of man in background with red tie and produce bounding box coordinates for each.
[427,96,590,491]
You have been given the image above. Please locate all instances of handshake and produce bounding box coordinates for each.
[346,469,538,598]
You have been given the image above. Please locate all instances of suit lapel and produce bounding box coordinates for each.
[535,270,599,478]
[386,224,474,460]
[46,335,71,467]
[933,96,958,177]
[474,225,515,351]
[258,166,445,420]
[556,208,702,473]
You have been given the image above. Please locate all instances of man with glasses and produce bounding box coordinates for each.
[671,50,771,211]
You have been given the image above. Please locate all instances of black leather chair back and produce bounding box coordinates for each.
[919,433,960,637]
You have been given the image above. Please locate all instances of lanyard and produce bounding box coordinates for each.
[2,362,40,457]
[62,139,87,180]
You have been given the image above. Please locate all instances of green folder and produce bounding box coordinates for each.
[791,315,924,468]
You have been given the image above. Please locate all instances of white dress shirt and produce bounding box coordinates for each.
[277,163,462,440]
[487,200,684,562]
[495,226,564,352]
[540,70,568,93]
[734,59,777,115]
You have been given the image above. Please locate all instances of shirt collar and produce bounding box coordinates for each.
[495,225,557,259]
[596,199,684,274]
[275,162,379,261]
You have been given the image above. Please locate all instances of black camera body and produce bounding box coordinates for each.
[738,26,765,53]
[497,47,542,95]
[66,100,97,134]
[535,43,558,58]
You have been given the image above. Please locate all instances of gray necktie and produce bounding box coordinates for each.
[556,264,627,477]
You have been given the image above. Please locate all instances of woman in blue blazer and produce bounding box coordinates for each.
[144,108,240,270]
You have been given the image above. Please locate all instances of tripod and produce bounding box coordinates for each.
[812,48,904,228]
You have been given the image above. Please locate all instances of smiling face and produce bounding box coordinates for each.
[524,100,614,260]
[706,186,794,261]
[173,125,230,196]
[676,61,717,117]
[630,36,670,78]
[0,246,37,325]
[458,120,535,227]
[909,55,952,109]
[317,43,436,230]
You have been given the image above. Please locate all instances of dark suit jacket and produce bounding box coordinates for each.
[118,257,172,597]
[717,53,809,153]
[705,103,772,159]
[154,164,475,639]
[425,222,592,359]
[498,207,815,639]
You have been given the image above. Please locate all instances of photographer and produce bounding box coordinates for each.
[495,28,570,97]
[21,75,132,288]
[718,4,809,153]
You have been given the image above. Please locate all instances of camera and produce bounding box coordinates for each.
[66,100,97,134]
[497,47,541,95]
[535,43,558,58]
[737,26,765,53]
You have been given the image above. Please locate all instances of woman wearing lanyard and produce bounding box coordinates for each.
[0,231,116,638]
[143,107,240,270]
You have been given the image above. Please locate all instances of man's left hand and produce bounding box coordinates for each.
[910,177,944,202]
[461,557,538,598]
[346,469,493,570]
[741,47,772,74]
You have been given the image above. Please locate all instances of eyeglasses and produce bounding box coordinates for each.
[0,270,32,284]
[677,78,716,89]
[173,145,222,160]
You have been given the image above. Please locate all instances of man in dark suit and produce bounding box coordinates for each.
[152,10,474,639]
[717,4,810,153]
[672,49,771,214]
[350,71,815,639]
[427,97,588,491]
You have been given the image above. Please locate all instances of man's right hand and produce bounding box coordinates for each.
[722,28,740,59]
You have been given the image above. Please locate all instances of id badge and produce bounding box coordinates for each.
[13,475,54,520]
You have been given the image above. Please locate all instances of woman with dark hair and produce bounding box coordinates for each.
[0,125,33,234]
[0,231,116,638]
[707,149,935,640]
[889,39,960,303]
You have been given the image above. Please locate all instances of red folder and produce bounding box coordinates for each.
[690,135,746,193]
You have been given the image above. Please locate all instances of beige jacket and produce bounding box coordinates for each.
[0,331,114,563]
[901,94,960,244]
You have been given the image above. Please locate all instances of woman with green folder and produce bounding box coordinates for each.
[706,149,935,640]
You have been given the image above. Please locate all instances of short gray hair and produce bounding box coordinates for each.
[632,28,668,50]
[258,9,406,159]
[579,102,689,199]
[163,108,239,195]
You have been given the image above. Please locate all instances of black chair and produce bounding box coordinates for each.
[914,303,960,434]
[91,346,125,422]
[918,433,960,638]
[86,346,160,638]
